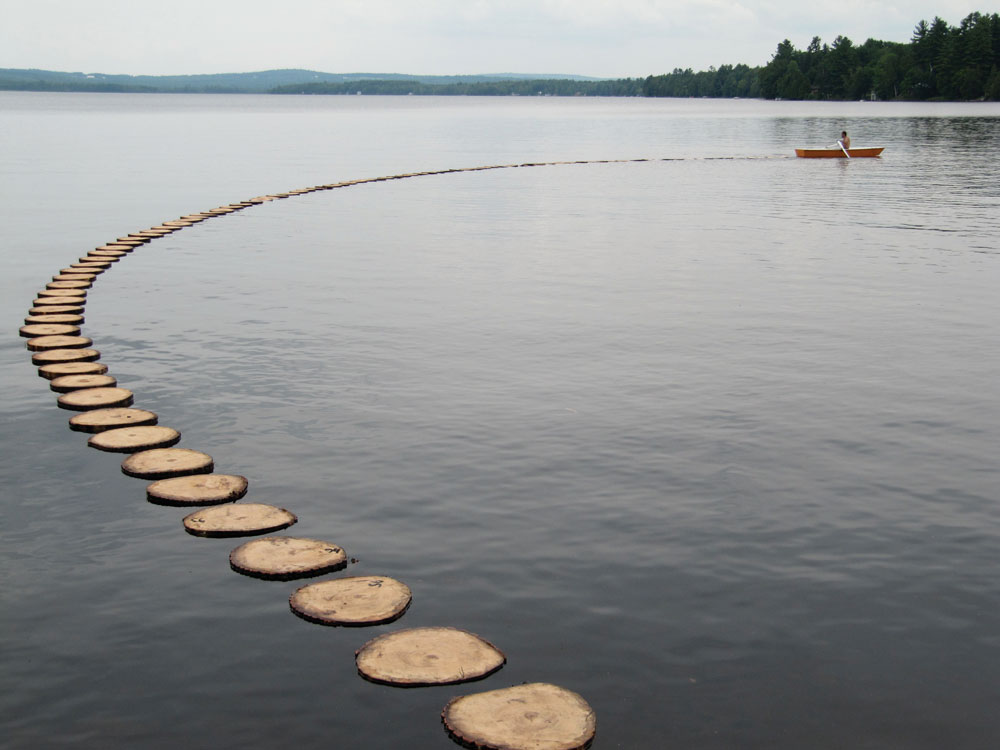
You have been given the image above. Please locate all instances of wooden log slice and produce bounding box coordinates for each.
[57,386,133,411]
[89,249,127,257]
[183,503,296,537]
[162,220,193,227]
[442,683,597,750]
[355,627,505,687]
[38,289,86,298]
[119,236,150,243]
[27,335,93,351]
[61,267,104,275]
[38,361,108,379]
[25,314,84,325]
[50,373,117,392]
[32,348,100,366]
[72,261,112,269]
[146,473,248,505]
[68,407,157,433]
[29,305,85,315]
[80,255,118,263]
[229,536,347,580]
[121,448,213,479]
[290,576,411,627]
[88,425,180,453]
[46,279,92,290]
[95,244,134,252]
[53,272,97,282]
[20,323,80,338]
[136,229,172,236]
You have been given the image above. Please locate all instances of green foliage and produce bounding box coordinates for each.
[3,11,997,102]
[645,10,1000,101]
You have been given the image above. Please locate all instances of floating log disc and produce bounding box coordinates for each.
[38,289,86,298]
[290,576,411,627]
[29,305,84,315]
[183,503,296,537]
[88,425,180,453]
[80,255,118,263]
[39,361,107,379]
[50,373,117,392]
[442,683,597,750]
[89,249,127,257]
[25,314,84,325]
[61,267,102,276]
[95,244,133,252]
[71,261,111,269]
[57,386,133,411]
[20,323,80,338]
[68,407,157,432]
[53,272,97,282]
[119,236,150,243]
[121,448,213,479]
[355,627,505,687]
[229,536,346,580]
[32,348,100,366]
[146,473,248,505]
[46,279,92,290]
[27,335,93,352]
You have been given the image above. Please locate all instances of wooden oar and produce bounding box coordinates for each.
[837,140,851,159]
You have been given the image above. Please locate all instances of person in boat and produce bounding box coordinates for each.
[839,131,851,149]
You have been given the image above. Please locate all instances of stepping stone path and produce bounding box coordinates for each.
[356,627,506,686]
[20,161,609,748]
[183,503,296,537]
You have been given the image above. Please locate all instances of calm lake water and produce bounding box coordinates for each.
[2,92,999,749]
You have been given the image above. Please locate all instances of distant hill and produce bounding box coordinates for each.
[0,68,605,94]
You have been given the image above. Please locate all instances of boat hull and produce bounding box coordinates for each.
[795,147,885,158]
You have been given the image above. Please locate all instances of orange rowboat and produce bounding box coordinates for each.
[795,147,884,158]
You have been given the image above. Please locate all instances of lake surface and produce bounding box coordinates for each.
[1,93,999,749]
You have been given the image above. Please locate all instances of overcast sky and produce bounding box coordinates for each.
[0,1,988,78]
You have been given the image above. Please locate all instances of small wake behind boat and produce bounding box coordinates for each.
[795,147,885,158]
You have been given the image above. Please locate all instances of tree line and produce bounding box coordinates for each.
[644,12,1000,101]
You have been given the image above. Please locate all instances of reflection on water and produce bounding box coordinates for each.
[1,94,999,749]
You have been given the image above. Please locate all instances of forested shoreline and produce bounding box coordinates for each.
[3,12,997,101]
[645,12,1000,101]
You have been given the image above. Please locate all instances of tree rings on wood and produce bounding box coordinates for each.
[80,255,118,263]
[121,448,213,479]
[57,386,133,411]
[290,576,411,627]
[53,272,97,282]
[229,536,347,580]
[355,627,506,687]
[442,683,597,750]
[61,267,103,277]
[20,323,80,338]
[95,244,134,252]
[146,473,248,505]
[89,249,127,257]
[25,314,84,325]
[68,407,157,433]
[88,425,180,453]
[27,335,92,351]
[50,373,117,392]
[38,289,86,298]
[72,261,112,269]
[47,279,92,290]
[183,503,296,537]
[32,348,100,366]
[29,305,84,315]
[39,361,108,379]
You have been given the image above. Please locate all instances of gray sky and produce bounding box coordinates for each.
[0,1,988,78]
